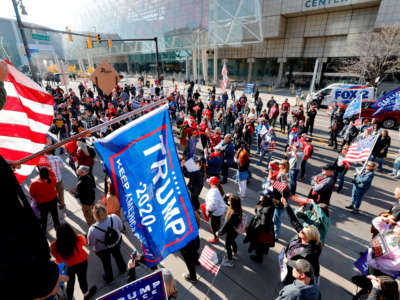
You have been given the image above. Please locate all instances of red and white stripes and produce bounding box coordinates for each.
[0,61,54,182]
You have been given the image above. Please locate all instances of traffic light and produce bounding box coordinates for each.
[96,34,101,44]
[108,40,112,48]
[87,35,93,48]
[67,28,72,42]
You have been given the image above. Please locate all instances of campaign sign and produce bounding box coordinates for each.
[354,251,369,275]
[97,270,167,300]
[94,105,198,267]
[244,83,255,94]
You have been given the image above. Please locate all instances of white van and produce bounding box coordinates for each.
[311,83,375,107]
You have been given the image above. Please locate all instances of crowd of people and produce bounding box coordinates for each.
[1,57,399,300]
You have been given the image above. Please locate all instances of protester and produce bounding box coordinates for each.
[280,98,290,133]
[29,167,60,232]
[300,138,314,180]
[205,176,226,243]
[220,134,235,184]
[371,129,391,171]
[275,259,321,300]
[71,165,96,226]
[182,157,205,211]
[306,106,317,136]
[286,143,304,195]
[50,223,97,300]
[104,177,121,217]
[282,224,322,285]
[245,192,276,264]
[44,150,66,209]
[218,194,242,267]
[307,164,335,205]
[346,161,375,214]
[88,205,126,283]
[235,143,250,199]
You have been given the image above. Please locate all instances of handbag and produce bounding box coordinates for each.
[257,231,274,245]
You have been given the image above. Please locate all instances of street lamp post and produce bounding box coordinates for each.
[11,0,39,83]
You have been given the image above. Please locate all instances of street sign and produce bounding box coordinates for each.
[31,33,50,41]
[90,60,120,95]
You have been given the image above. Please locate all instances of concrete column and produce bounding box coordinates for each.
[192,48,198,81]
[213,47,218,83]
[126,55,131,73]
[247,58,255,82]
[201,48,208,83]
[276,58,287,88]
[315,57,327,88]
[185,56,190,81]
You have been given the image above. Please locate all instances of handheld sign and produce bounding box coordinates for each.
[97,270,167,300]
[94,105,198,267]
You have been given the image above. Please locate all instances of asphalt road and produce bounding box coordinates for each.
[20,78,400,299]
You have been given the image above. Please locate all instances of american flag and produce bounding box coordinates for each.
[272,180,288,193]
[199,245,222,276]
[0,61,54,182]
[343,134,378,163]
[220,63,229,92]
[267,141,277,151]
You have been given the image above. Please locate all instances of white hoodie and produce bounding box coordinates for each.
[205,187,226,217]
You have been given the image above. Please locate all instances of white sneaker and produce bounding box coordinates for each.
[222,259,234,267]
[232,253,239,261]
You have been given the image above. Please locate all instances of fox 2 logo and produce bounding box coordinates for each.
[335,90,369,100]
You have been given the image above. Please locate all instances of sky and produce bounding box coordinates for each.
[0,0,89,31]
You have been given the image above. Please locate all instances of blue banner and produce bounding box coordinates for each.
[353,251,369,276]
[244,83,255,94]
[372,86,400,110]
[97,270,167,300]
[343,94,362,119]
[94,105,198,267]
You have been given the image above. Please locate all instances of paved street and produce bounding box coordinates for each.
[21,78,400,299]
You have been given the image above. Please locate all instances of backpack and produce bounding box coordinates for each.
[235,213,248,234]
[94,217,120,247]
[88,146,96,158]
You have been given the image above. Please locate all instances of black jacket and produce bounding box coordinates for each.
[219,212,241,236]
[372,135,391,158]
[75,174,96,205]
[244,202,275,247]
[182,167,204,197]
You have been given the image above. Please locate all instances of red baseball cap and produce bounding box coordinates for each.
[207,176,219,185]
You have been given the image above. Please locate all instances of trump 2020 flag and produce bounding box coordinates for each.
[372,87,400,116]
[343,94,362,119]
[94,105,198,267]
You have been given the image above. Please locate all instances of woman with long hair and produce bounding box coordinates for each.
[218,194,243,267]
[272,159,290,240]
[50,223,96,300]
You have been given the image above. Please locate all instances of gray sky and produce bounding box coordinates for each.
[0,0,88,30]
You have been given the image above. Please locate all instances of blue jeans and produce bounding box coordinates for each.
[351,185,367,209]
[371,155,384,170]
[393,157,400,177]
[273,208,285,239]
[258,150,272,167]
[336,171,345,192]
[224,123,231,135]
[289,169,299,195]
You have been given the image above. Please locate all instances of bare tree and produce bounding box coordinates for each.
[341,25,400,87]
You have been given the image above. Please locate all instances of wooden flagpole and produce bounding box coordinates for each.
[9,99,166,166]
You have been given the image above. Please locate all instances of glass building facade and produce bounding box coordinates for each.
[62,0,399,87]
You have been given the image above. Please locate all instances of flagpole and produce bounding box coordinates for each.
[9,99,166,166]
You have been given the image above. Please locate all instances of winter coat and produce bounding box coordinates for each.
[372,135,391,158]
[183,167,204,197]
[308,173,334,205]
[219,212,241,237]
[75,174,96,206]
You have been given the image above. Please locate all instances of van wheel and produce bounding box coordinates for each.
[382,118,397,129]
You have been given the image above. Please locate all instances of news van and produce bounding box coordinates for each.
[311,83,375,107]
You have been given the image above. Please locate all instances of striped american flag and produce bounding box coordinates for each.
[343,134,378,163]
[0,61,54,183]
[272,180,288,193]
[267,140,277,151]
[199,245,221,276]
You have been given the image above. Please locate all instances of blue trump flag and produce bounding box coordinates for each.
[343,94,362,119]
[372,87,400,116]
[94,105,198,267]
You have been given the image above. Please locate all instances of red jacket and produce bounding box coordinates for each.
[303,144,314,161]
[29,177,58,204]
[77,149,94,167]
